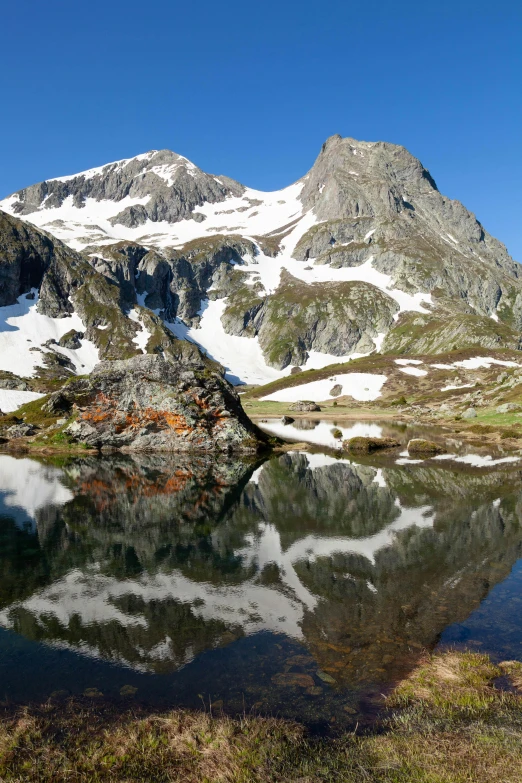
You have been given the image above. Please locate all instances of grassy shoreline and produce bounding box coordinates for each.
[1,651,522,782]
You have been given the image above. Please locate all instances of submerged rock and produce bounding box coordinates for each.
[64,354,266,453]
[271,672,315,689]
[316,670,336,684]
[407,438,446,455]
[281,415,295,425]
[343,436,401,453]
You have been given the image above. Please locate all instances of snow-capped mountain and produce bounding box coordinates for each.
[1,135,521,388]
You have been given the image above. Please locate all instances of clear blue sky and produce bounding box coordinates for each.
[1,0,520,259]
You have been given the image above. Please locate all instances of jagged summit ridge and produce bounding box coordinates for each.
[5,148,245,231]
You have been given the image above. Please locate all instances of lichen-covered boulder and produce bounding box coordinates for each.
[65,354,267,453]
[7,423,35,438]
[289,401,321,412]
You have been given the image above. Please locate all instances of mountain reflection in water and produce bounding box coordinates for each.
[0,449,521,728]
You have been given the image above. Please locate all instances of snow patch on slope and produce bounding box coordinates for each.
[0,291,99,377]
[128,309,151,353]
[0,390,45,412]
[260,373,387,403]
[398,366,428,377]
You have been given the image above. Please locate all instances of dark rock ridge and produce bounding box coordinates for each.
[63,353,266,452]
[0,210,75,307]
[91,234,257,323]
[8,150,245,226]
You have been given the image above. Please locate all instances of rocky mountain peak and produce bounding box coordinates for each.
[6,148,246,229]
[300,135,439,221]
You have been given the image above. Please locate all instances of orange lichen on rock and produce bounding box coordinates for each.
[63,355,263,452]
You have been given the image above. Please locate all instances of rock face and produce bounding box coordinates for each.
[295,136,522,355]
[0,211,75,308]
[254,272,399,369]
[64,354,266,452]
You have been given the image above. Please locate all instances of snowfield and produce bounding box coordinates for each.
[0,390,44,412]
[0,291,99,378]
[260,372,388,403]
[0,178,309,254]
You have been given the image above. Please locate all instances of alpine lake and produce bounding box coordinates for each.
[1,417,522,735]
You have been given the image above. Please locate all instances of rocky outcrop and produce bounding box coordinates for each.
[251,271,398,369]
[64,353,266,452]
[383,311,522,355]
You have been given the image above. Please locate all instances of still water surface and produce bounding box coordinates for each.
[0,424,522,732]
